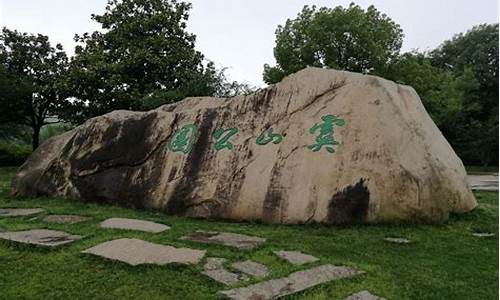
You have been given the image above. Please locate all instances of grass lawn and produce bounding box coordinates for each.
[465,165,499,174]
[0,167,498,300]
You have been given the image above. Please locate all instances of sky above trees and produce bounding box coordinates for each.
[1,0,498,86]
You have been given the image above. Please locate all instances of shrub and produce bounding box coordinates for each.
[0,143,31,166]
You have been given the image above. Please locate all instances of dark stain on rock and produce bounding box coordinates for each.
[249,86,276,114]
[206,155,247,219]
[166,109,217,215]
[327,179,370,224]
[262,163,285,223]
[71,112,159,174]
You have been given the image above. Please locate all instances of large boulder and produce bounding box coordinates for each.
[12,68,477,224]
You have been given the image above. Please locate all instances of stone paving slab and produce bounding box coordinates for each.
[82,238,205,266]
[44,215,89,224]
[100,218,170,233]
[273,250,319,265]
[384,237,411,244]
[472,232,495,237]
[0,229,82,247]
[467,174,499,191]
[202,257,248,286]
[231,260,269,278]
[181,230,265,250]
[344,291,387,300]
[0,208,45,217]
[219,264,363,300]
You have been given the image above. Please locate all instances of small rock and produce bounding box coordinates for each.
[472,232,495,237]
[384,237,411,244]
[273,250,319,265]
[100,217,170,233]
[0,229,81,248]
[231,260,269,278]
[202,257,248,286]
[181,230,265,250]
[219,264,364,300]
[44,215,89,224]
[344,291,387,300]
[0,208,44,217]
[82,238,205,266]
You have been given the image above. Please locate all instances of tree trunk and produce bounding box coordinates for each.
[32,125,41,150]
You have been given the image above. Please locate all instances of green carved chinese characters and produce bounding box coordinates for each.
[308,115,346,154]
[213,128,238,151]
[166,115,345,155]
[256,128,283,145]
[167,124,197,154]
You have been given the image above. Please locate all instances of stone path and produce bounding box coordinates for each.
[82,238,205,266]
[384,237,411,244]
[0,208,375,299]
[0,208,44,217]
[273,250,319,265]
[202,257,249,286]
[219,264,363,300]
[100,217,170,233]
[44,215,89,224]
[344,291,387,300]
[181,230,266,250]
[467,174,499,191]
[232,260,269,278]
[0,229,82,247]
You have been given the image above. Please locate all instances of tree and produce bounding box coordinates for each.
[0,28,68,150]
[430,24,498,166]
[64,0,223,123]
[263,3,403,84]
[386,53,475,127]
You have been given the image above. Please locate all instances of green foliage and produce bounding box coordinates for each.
[0,28,68,149]
[0,124,31,145]
[430,24,499,166]
[386,53,476,130]
[263,3,403,84]
[0,167,498,299]
[0,143,31,166]
[40,123,73,143]
[263,4,497,166]
[64,0,223,123]
[0,123,71,167]
[387,25,498,166]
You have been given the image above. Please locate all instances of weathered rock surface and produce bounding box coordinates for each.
[0,208,44,217]
[11,68,476,224]
[82,238,205,265]
[218,264,363,300]
[44,214,89,224]
[231,260,269,278]
[181,230,265,250]
[344,291,387,300]
[99,217,170,233]
[273,250,319,265]
[472,232,495,238]
[384,237,411,244]
[0,229,81,247]
[202,257,248,286]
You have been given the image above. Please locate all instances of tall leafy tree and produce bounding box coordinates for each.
[263,3,403,84]
[0,28,68,149]
[65,0,222,123]
[430,24,499,166]
[386,53,478,127]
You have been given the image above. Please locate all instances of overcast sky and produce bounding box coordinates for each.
[0,0,498,86]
